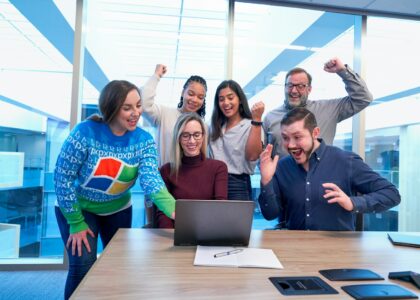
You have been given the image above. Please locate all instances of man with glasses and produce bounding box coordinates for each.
[263,57,373,158]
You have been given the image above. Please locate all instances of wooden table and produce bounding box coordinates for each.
[71,229,420,299]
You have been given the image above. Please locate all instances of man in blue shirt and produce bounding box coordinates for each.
[258,107,400,231]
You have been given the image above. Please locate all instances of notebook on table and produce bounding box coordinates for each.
[174,199,254,246]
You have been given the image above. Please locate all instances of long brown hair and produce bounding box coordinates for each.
[210,80,252,141]
[88,80,140,123]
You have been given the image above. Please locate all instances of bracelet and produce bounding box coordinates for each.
[251,120,263,126]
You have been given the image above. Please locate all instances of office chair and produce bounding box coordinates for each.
[355,212,364,231]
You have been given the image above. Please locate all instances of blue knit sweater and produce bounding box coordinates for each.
[54,120,175,233]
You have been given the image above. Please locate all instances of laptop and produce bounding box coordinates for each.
[388,232,420,248]
[174,199,254,246]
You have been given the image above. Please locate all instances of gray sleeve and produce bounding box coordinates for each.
[334,65,373,122]
[262,119,269,147]
[140,74,162,126]
[260,126,265,146]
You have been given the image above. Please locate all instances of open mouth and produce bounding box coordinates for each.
[128,119,138,126]
[289,148,303,160]
[288,94,301,101]
[222,106,233,115]
[187,101,197,109]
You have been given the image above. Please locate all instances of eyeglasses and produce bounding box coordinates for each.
[285,83,310,91]
[180,131,203,141]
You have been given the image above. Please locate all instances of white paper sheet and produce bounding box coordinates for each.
[194,246,283,269]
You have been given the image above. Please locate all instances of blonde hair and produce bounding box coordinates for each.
[170,112,208,177]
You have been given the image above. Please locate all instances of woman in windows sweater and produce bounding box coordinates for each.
[54,80,175,299]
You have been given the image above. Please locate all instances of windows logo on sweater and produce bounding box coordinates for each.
[83,157,138,195]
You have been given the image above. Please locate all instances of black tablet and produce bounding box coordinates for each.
[388,233,420,248]
[342,284,418,300]
[320,268,384,281]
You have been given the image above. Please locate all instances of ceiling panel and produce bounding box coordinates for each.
[250,0,420,19]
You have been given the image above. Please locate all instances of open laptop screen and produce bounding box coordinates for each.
[174,200,254,246]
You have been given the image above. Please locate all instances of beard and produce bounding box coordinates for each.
[288,137,315,166]
[284,93,308,110]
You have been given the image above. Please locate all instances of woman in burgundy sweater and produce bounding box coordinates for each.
[155,112,228,228]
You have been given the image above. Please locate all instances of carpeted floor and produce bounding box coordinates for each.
[0,270,66,300]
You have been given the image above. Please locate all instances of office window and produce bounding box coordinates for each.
[233,4,356,116]
[233,2,358,228]
[0,1,75,260]
[364,17,420,231]
[82,0,229,227]
[83,0,229,115]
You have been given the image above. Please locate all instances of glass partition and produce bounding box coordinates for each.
[364,17,420,231]
[0,0,75,261]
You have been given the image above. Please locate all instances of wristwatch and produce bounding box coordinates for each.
[251,120,263,126]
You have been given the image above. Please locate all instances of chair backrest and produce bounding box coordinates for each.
[355,212,364,231]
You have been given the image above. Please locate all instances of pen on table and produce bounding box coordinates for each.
[214,249,243,258]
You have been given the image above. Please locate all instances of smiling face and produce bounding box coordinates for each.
[179,120,204,157]
[284,72,312,108]
[218,87,240,120]
[109,89,142,136]
[281,119,320,169]
[180,81,206,113]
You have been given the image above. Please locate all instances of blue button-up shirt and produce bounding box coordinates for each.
[258,139,400,231]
